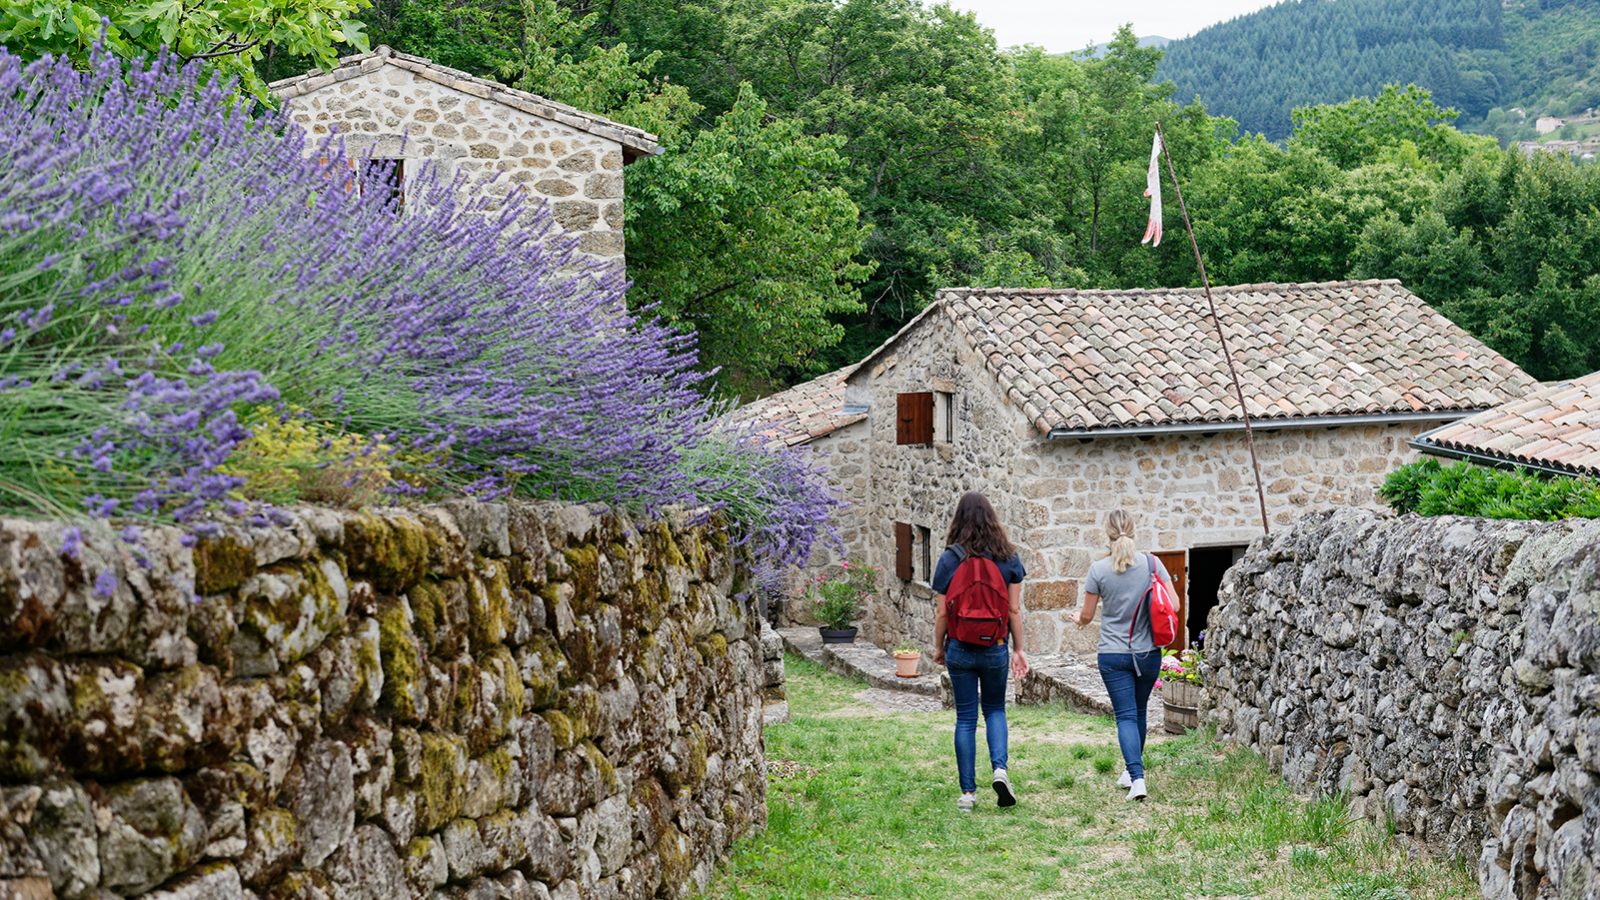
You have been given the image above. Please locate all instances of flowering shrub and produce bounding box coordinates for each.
[1159,649,1204,689]
[810,559,876,629]
[218,407,417,507]
[0,45,836,564]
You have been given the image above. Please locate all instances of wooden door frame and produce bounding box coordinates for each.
[1153,550,1188,652]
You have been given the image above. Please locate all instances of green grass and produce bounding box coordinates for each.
[705,655,1477,899]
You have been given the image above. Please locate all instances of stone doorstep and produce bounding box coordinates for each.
[1019,655,1167,734]
[776,627,944,698]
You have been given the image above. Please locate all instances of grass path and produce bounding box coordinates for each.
[705,655,1476,899]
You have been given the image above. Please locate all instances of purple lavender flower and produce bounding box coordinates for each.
[60,526,82,559]
[93,569,118,598]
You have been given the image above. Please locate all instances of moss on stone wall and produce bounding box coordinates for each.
[0,500,766,898]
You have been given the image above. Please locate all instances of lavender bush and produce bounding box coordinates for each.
[0,45,836,562]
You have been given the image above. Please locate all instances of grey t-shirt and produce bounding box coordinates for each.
[1084,553,1172,655]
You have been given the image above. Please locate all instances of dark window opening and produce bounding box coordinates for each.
[917,525,932,582]
[362,158,405,211]
[1187,545,1248,648]
[894,522,913,581]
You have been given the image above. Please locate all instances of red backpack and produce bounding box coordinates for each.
[946,545,1010,646]
[1136,554,1180,649]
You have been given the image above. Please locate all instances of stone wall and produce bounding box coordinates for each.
[0,501,765,899]
[1205,509,1600,898]
[273,50,630,265]
[775,420,867,627]
[1020,421,1431,655]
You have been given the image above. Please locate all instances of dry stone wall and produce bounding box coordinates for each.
[1205,509,1600,898]
[0,501,765,899]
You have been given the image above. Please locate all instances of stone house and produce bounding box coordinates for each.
[270,45,661,268]
[731,365,867,620]
[744,280,1537,655]
[1412,369,1600,476]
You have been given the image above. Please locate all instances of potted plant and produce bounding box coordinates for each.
[1158,649,1204,734]
[811,560,875,644]
[893,641,921,678]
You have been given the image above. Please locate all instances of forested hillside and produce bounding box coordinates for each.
[242,0,1600,397]
[1159,0,1600,141]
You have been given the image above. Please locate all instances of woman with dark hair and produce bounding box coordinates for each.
[931,491,1028,812]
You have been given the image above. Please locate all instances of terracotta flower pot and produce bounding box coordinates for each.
[893,651,920,678]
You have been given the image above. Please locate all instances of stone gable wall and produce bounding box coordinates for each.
[279,64,628,263]
[1205,509,1600,898]
[846,313,1031,653]
[0,501,765,899]
[1019,421,1428,655]
[777,421,867,626]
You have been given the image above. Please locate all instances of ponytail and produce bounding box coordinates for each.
[1106,509,1137,573]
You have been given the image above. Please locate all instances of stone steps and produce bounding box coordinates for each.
[776,627,1165,732]
[777,627,944,697]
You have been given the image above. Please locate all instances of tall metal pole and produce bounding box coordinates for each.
[1154,121,1271,535]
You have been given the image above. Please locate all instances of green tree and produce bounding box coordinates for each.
[627,86,871,395]
[2,0,370,98]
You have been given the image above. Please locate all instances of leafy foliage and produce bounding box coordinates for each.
[809,559,875,629]
[2,0,370,98]
[1380,459,1600,520]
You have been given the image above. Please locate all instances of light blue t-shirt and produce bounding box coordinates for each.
[1084,553,1171,655]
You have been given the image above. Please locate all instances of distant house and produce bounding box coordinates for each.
[270,46,661,268]
[742,280,1537,655]
[1537,116,1566,134]
[1412,370,1600,476]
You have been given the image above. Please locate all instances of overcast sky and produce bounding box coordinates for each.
[947,0,1281,54]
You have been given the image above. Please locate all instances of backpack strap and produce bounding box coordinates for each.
[948,543,968,562]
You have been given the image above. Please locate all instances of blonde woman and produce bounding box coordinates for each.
[1076,510,1174,801]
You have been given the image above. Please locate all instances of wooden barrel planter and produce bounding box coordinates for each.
[1162,681,1202,734]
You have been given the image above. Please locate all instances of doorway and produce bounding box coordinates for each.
[1187,545,1247,649]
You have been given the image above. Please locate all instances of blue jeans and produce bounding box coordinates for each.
[1098,651,1161,780]
[947,640,1010,793]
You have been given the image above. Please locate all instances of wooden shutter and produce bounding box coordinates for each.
[894,523,914,581]
[896,392,934,445]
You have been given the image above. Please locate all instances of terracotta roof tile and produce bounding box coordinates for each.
[1415,371,1600,476]
[936,280,1537,435]
[730,365,863,447]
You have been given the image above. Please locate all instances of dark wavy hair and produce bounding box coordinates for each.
[944,491,1016,560]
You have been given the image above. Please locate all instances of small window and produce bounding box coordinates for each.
[361,158,405,211]
[934,390,955,443]
[917,525,932,582]
[896,392,933,445]
[894,522,914,581]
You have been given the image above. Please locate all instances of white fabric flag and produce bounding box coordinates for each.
[1141,131,1163,247]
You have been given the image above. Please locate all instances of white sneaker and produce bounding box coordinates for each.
[1127,777,1148,802]
[957,792,976,812]
[992,768,1016,807]
[1117,770,1132,789]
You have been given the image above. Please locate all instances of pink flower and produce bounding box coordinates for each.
[1154,679,1165,690]
[840,561,850,570]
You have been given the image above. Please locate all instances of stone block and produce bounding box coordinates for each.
[577,231,625,258]
[1026,579,1078,611]
[96,778,207,894]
